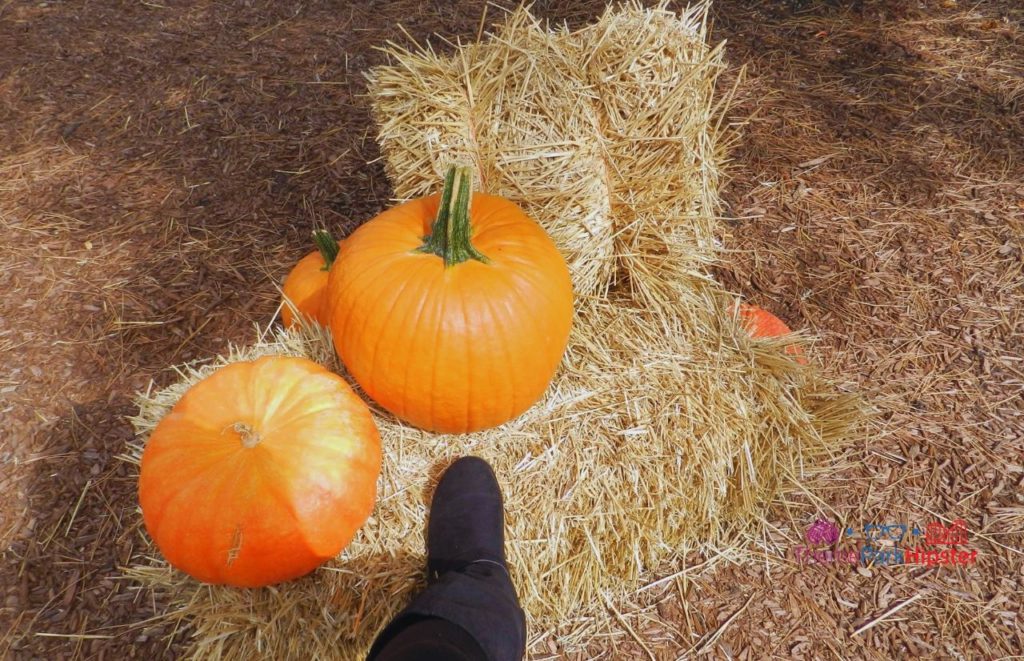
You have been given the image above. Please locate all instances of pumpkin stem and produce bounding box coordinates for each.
[312,230,339,271]
[418,165,489,267]
[233,422,261,448]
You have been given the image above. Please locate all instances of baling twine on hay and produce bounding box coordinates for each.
[124,3,863,658]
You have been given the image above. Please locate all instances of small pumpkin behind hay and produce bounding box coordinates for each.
[280,230,339,328]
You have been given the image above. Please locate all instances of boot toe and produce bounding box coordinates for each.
[427,456,506,579]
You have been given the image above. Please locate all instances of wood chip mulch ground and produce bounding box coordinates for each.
[1,1,1021,658]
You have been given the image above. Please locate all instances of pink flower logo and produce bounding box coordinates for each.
[806,519,840,545]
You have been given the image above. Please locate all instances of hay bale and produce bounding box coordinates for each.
[370,8,616,296]
[126,319,857,658]
[368,2,725,299]
[124,3,863,658]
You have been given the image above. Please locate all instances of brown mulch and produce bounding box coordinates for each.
[1,0,1021,659]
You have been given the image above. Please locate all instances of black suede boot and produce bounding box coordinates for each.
[427,456,507,580]
[368,457,526,661]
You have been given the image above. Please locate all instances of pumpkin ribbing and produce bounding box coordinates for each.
[138,356,381,587]
[325,166,573,433]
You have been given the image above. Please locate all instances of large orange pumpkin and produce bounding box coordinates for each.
[325,166,574,434]
[138,355,381,587]
[281,230,339,328]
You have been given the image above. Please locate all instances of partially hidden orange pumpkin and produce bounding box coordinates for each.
[281,230,339,328]
[139,355,381,587]
[737,302,806,363]
[324,166,574,434]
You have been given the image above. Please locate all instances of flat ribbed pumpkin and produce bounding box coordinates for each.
[281,231,339,328]
[325,166,573,434]
[138,355,381,587]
